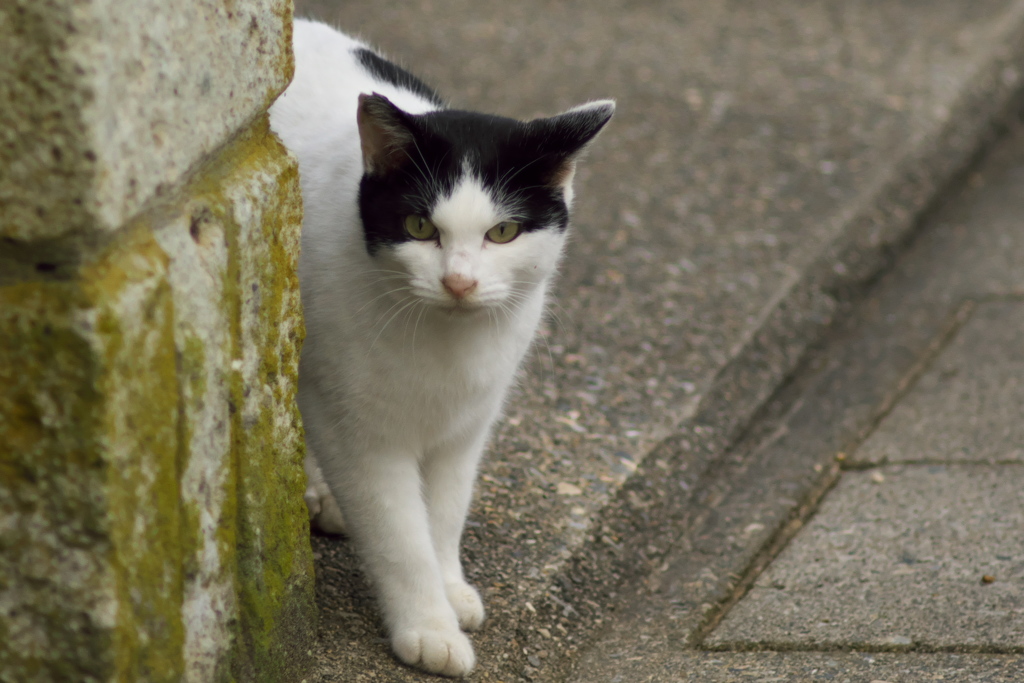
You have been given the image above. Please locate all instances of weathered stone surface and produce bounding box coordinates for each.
[707,465,1024,650]
[0,229,185,682]
[151,141,239,683]
[227,117,316,682]
[0,0,294,242]
[152,115,313,682]
[854,302,1024,465]
[2,0,312,679]
[1,116,314,682]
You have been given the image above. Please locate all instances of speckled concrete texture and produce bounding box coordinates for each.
[290,0,1024,680]
[706,465,1024,650]
[852,302,1024,466]
[0,0,293,242]
[597,651,1024,683]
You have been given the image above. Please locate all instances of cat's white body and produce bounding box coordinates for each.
[270,19,611,677]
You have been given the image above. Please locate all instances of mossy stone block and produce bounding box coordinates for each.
[227,116,316,683]
[153,183,237,682]
[150,115,315,682]
[0,0,294,243]
[0,229,185,682]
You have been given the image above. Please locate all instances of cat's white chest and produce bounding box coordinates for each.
[348,308,535,448]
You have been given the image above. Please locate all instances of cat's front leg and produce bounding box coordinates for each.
[423,429,491,632]
[334,448,476,677]
[303,445,347,534]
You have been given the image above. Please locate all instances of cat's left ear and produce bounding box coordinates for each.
[529,99,615,188]
[357,93,417,175]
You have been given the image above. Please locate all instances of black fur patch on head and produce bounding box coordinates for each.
[354,48,444,107]
[358,98,614,256]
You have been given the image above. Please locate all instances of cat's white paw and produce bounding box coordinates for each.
[446,581,485,631]
[302,485,321,518]
[305,482,347,535]
[391,622,476,677]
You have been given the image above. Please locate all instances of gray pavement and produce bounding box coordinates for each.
[572,114,1024,683]
[579,652,1024,683]
[708,305,1024,653]
[708,464,1024,650]
[289,1,1024,680]
[853,302,1024,466]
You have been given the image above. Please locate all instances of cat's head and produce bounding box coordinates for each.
[356,93,613,314]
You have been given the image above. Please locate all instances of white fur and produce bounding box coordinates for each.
[270,20,574,677]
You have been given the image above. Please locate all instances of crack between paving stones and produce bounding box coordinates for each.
[683,299,996,650]
[839,299,976,468]
[687,462,843,648]
[842,459,1024,471]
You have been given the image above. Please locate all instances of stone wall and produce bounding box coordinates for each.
[0,1,315,681]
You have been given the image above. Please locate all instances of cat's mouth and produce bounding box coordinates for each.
[439,301,485,316]
[431,294,498,317]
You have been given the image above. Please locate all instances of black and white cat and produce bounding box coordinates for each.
[269,19,613,677]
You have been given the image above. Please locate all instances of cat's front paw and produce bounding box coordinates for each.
[305,481,347,535]
[391,622,475,677]
[446,581,485,631]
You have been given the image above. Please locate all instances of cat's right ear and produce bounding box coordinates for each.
[357,93,416,175]
[527,100,615,189]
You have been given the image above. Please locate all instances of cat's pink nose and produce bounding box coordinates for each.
[442,274,478,300]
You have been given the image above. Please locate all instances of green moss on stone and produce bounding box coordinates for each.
[173,114,315,682]
[2,97,313,683]
[175,334,205,582]
[0,227,187,683]
[0,282,113,683]
[81,227,186,683]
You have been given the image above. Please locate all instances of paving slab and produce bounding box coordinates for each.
[288,0,1024,680]
[589,651,1024,683]
[706,465,1024,650]
[853,302,1024,466]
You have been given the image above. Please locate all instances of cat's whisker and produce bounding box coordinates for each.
[518,304,558,379]
[409,139,452,205]
[493,299,516,325]
[405,139,437,195]
[502,283,573,335]
[484,304,496,332]
[369,292,417,329]
[550,298,579,335]
[401,299,427,347]
[364,268,413,277]
[354,273,413,299]
[357,285,415,314]
[411,300,428,349]
[368,296,421,353]
[493,155,547,200]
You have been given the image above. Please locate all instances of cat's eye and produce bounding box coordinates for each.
[485,221,521,244]
[404,215,438,240]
